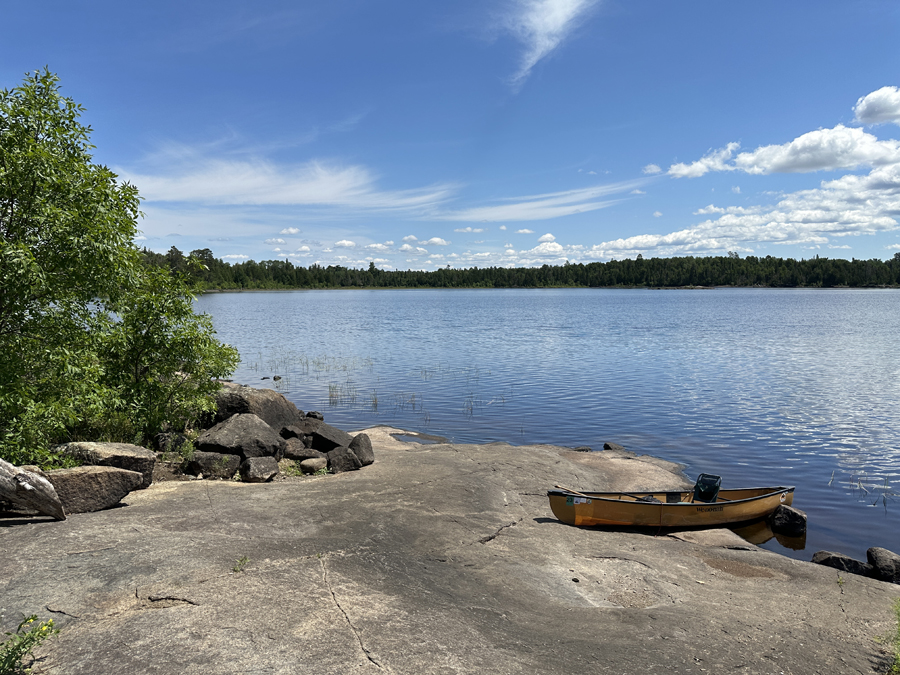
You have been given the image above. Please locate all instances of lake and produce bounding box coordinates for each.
[196,288,900,562]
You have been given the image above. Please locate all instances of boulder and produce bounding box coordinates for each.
[768,505,807,537]
[810,551,874,577]
[867,547,900,584]
[348,433,375,466]
[327,446,362,474]
[197,414,285,461]
[283,438,326,462]
[306,411,324,421]
[299,457,328,474]
[186,452,241,480]
[572,446,592,453]
[211,383,305,430]
[56,442,156,489]
[239,457,279,483]
[603,442,627,452]
[0,458,66,520]
[46,466,143,514]
[311,423,354,453]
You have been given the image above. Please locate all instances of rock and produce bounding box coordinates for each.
[283,438,326,462]
[810,551,874,577]
[348,433,375,466]
[300,458,328,474]
[768,505,807,536]
[56,442,157,489]
[280,418,322,439]
[306,411,324,421]
[0,458,66,520]
[239,457,279,483]
[186,452,241,480]
[311,423,354,453]
[46,466,143,514]
[572,446,592,453]
[603,442,627,452]
[327,447,362,474]
[211,383,305,430]
[867,547,900,584]
[197,414,285,461]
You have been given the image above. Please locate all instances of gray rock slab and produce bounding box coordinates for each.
[45,465,144,514]
[196,413,285,461]
[2,426,897,675]
[56,442,156,489]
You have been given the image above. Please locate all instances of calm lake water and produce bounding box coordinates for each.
[196,288,900,562]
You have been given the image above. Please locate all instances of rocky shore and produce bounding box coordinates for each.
[2,387,900,673]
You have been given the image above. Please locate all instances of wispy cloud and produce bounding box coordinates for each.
[503,0,600,87]
[436,179,644,222]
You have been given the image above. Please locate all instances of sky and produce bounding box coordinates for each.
[4,1,900,270]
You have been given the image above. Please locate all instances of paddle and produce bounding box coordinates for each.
[554,484,659,502]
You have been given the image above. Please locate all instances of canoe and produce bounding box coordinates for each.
[547,486,794,529]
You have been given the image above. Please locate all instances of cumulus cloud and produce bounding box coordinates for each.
[422,237,450,245]
[365,243,390,251]
[334,240,356,248]
[280,227,300,235]
[517,229,534,234]
[499,225,507,230]
[538,233,556,242]
[454,227,485,233]
[402,234,418,241]
[296,245,311,252]
[399,244,428,254]
[731,186,741,194]
[503,0,600,87]
[854,86,900,126]
[134,235,147,241]
[222,254,249,259]
[265,238,286,245]
[668,126,900,178]
[653,211,662,218]
[642,164,662,175]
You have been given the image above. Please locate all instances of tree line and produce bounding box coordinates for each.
[147,248,900,290]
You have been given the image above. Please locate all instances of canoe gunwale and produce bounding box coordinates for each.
[546,486,795,507]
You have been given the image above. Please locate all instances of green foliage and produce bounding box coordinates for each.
[232,556,250,573]
[0,69,237,467]
[0,615,59,675]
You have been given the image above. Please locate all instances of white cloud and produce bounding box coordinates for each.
[399,244,428,254]
[134,235,147,241]
[669,126,900,178]
[503,0,600,87]
[887,244,900,250]
[504,249,518,256]
[222,254,249,260]
[365,243,391,251]
[731,186,741,194]
[422,237,450,245]
[120,153,455,212]
[334,240,356,248]
[265,238,286,245]
[517,229,535,234]
[402,234,418,241]
[280,227,300,235]
[296,245,311,252]
[630,189,646,194]
[652,211,662,218]
[642,164,662,175]
[854,86,900,126]
[499,225,507,230]
[272,248,282,252]
[538,233,556,242]
[454,227,485,233]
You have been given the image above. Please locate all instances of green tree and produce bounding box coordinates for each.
[0,69,237,466]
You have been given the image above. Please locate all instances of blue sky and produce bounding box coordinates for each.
[4,1,900,270]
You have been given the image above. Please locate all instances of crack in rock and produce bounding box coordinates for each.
[478,519,522,544]
[319,556,385,671]
[148,595,200,606]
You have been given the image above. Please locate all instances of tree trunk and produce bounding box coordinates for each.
[0,457,66,520]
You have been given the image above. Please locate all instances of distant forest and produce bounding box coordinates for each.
[144,247,900,290]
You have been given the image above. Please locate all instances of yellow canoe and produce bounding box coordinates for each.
[547,486,795,528]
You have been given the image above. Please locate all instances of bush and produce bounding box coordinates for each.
[0,69,238,467]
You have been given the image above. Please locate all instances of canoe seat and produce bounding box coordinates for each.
[692,473,722,503]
